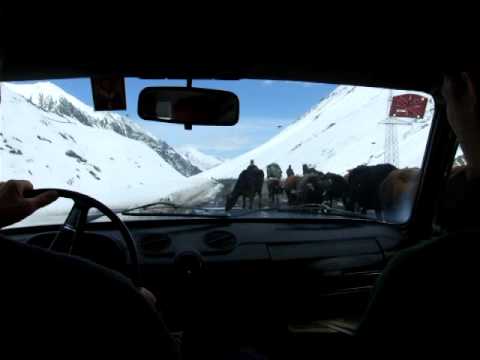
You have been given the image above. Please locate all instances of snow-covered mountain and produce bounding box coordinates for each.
[0,81,437,222]
[177,146,224,171]
[5,82,201,177]
[200,85,434,179]
[167,85,435,206]
[0,83,191,226]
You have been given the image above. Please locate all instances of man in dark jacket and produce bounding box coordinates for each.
[247,160,258,171]
[286,165,294,177]
[357,72,480,350]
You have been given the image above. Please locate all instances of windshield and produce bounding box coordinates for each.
[0,79,434,227]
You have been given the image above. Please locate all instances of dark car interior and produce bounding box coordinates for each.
[0,50,459,358]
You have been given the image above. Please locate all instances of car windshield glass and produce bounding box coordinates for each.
[0,79,434,227]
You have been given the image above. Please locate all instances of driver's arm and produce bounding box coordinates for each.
[0,180,158,302]
[0,180,180,358]
[0,180,58,228]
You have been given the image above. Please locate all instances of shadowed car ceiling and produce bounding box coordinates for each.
[0,51,442,92]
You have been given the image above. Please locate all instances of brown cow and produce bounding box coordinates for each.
[379,168,420,222]
[284,175,302,205]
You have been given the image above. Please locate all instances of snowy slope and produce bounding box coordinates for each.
[163,86,434,206]
[5,82,201,176]
[177,146,224,171]
[0,84,189,226]
[200,86,434,180]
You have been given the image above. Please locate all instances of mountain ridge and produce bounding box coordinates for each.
[4,82,201,177]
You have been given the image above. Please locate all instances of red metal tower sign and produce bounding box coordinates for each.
[389,94,428,118]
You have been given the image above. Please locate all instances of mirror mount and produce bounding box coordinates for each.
[185,79,193,130]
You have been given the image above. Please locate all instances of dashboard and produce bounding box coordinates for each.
[2,220,402,334]
[134,221,400,270]
[5,220,401,272]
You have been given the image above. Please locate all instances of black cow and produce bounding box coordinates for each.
[225,167,265,211]
[323,172,351,208]
[302,164,323,176]
[297,173,329,205]
[346,164,397,218]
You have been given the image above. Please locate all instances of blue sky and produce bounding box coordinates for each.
[51,78,336,158]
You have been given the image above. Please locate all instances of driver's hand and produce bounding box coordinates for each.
[0,180,58,228]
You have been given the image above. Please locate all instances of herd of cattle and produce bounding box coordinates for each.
[224,161,422,222]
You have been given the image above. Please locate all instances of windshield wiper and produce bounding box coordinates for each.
[276,204,378,220]
[121,201,230,218]
[122,201,379,221]
[222,204,378,221]
[124,201,179,212]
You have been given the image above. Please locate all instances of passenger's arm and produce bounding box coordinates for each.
[356,250,415,339]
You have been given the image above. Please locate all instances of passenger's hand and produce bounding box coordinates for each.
[0,180,58,228]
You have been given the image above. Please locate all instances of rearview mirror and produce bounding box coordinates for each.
[138,87,239,128]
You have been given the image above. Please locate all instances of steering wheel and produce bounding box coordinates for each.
[26,188,142,287]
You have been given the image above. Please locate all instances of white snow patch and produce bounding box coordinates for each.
[177,145,224,171]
